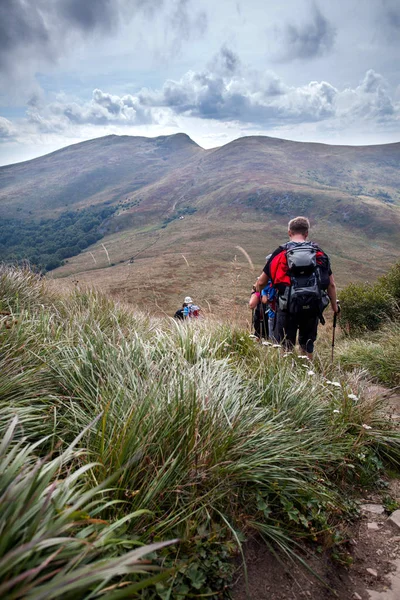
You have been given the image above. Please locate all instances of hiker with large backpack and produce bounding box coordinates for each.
[256,216,339,358]
[173,296,201,320]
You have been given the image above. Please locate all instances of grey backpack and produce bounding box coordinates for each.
[278,243,329,320]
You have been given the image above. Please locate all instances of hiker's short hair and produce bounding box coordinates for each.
[288,216,310,236]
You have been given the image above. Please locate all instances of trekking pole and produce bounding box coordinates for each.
[331,302,341,363]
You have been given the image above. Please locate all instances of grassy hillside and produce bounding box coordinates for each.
[1,266,399,598]
[1,134,400,314]
[0,133,203,218]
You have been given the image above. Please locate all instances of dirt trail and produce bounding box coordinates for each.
[232,387,400,600]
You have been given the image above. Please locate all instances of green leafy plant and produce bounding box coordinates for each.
[152,532,236,599]
[382,494,400,513]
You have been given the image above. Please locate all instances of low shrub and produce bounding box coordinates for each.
[380,262,400,301]
[338,262,399,334]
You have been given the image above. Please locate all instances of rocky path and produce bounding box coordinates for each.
[363,389,400,600]
[233,388,400,600]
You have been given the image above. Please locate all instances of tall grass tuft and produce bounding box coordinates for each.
[336,321,400,387]
[0,417,176,599]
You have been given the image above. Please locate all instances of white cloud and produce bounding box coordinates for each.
[9,63,400,136]
[336,70,397,123]
[1,57,399,166]
[26,88,157,132]
[138,51,338,126]
[137,56,398,129]
[0,117,16,139]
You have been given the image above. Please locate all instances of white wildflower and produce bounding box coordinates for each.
[272,344,281,348]
[249,334,257,339]
[333,410,340,414]
[298,355,309,360]
[348,393,358,401]
[327,381,341,387]
[302,364,310,369]
[362,424,372,430]
[307,370,315,376]
[262,341,272,346]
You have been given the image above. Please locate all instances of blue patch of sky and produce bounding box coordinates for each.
[0,107,26,119]
[35,68,170,101]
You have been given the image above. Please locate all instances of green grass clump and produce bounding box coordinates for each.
[336,321,400,387]
[1,265,400,597]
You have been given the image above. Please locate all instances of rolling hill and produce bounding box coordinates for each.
[1,133,400,315]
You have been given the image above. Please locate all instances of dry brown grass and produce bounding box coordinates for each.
[52,213,399,318]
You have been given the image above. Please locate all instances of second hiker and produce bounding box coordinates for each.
[174,296,201,320]
[249,276,276,340]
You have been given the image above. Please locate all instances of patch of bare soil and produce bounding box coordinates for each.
[232,496,400,600]
[232,387,400,600]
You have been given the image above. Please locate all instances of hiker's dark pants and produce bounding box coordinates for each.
[274,310,319,353]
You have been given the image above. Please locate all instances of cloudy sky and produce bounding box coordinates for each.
[0,0,399,165]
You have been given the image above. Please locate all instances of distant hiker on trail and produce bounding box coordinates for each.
[174,296,201,320]
[256,216,339,359]
[183,296,201,318]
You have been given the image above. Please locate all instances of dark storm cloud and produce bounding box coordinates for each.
[0,0,199,78]
[209,45,240,75]
[275,4,336,61]
[0,0,52,70]
[167,0,208,54]
[381,0,400,41]
[60,0,119,33]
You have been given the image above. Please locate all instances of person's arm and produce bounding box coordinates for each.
[255,272,268,292]
[256,247,282,291]
[249,291,260,309]
[327,274,339,313]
